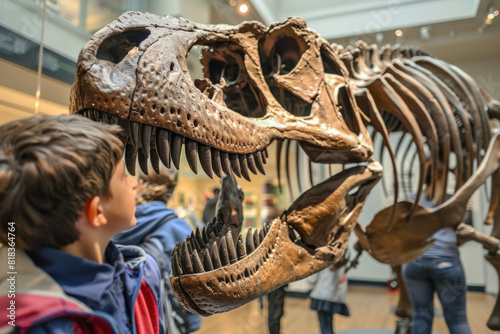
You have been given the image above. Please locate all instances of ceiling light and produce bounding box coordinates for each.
[239,2,249,14]
[485,6,498,25]
[478,6,498,33]
[420,26,431,40]
[395,29,403,37]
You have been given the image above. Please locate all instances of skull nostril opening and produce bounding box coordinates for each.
[96,29,150,64]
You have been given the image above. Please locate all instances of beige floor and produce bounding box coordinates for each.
[197,285,498,334]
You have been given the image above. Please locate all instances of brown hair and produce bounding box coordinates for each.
[136,164,178,205]
[0,114,124,250]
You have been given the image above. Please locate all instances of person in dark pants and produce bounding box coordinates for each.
[402,193,472,334]
[307,261,349,334]
[268,284,287,334]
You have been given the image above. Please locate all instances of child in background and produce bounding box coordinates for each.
[307,257,350,334]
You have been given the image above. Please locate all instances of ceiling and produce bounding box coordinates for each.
[213,0,500,63]
[251,0,482,39]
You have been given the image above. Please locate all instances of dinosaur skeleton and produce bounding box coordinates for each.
[70,12,500,328]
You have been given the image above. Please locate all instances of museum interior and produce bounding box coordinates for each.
[2,0,500,333]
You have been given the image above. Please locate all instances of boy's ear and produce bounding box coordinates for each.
[86,196,108,227]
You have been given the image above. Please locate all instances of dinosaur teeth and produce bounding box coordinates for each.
[110,115,120,124]
[246,154,258,175]
[254,151,266,175]
[181,240,193,274]
[186,237,193,254]
[259,229,265,243]
[137,147,149,175]
[125,143,138,176]
[129,121,141,148]
[214,219,221,234]
[149,128,160,174]
[203,249,214,271]
[229,153,242,178]
[202,226,209,243]
[185,138,198,174]
[191,234,201,252]
[101,112,109,124]
[236,234,247,260]
[253,228,261,246]
[198,144,213,178]
[225,230,238,264]
[211,242,222,269]
[84,112,269,180]
[141,124,152,158]
[195,227,205,248]
[156,129,171,168]
[150,146,160,174]
[88,109,100,122]
[209,231,217,244]
[220,151,232,176]
[211,148,223,178]
[170,132,183,169]
[171,245,181,276]
[219,236,230,266]
[191,249,204,273]
[94,110,102,121]
[245,227,255,254]
[239,155,251,181]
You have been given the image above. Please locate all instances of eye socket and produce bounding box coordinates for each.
[274,37,301,75]
[208,61,240,86]
[222,63,240,84]
[96,29,150,64]
[208,59,225,84]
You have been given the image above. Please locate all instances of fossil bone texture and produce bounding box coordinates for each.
[70,12,500,327]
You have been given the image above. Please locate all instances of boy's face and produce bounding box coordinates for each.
[101,160,138,233]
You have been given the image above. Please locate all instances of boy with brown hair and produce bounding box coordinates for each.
[0,115,164,334]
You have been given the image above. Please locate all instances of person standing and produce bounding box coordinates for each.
[402,193,472,334]
[113,165,202,333]
[307,261,350,334]
[202,188,220,225]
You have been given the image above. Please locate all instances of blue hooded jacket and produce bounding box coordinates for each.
[113,201,193,273]
[112,201,201,332]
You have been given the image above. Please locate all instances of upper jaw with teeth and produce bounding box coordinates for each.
[70,13,372,178]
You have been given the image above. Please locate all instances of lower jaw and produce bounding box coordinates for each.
[170,163,381,316]
[170,214,352,316]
